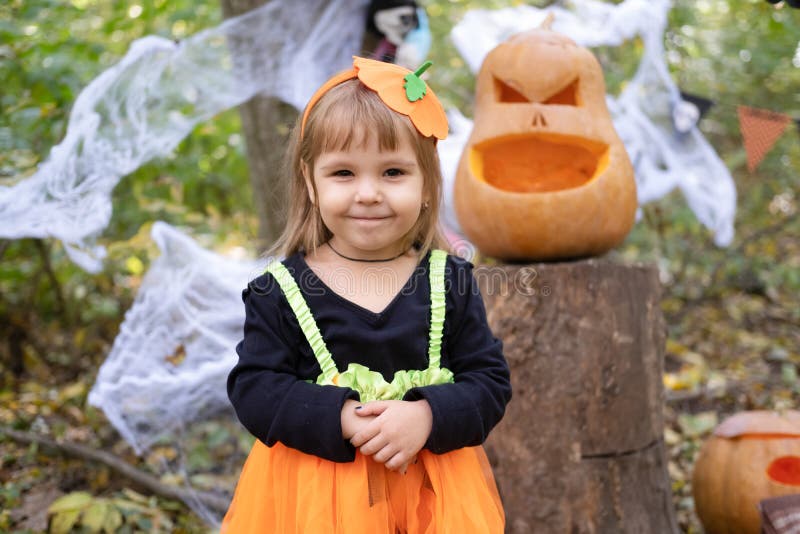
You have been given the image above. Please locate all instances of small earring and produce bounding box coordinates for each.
[422,201,430,210]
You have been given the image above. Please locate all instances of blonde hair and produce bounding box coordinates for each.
[267,79,450,259]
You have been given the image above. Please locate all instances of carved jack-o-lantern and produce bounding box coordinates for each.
[454,24,636,261]
[692,411,800,534]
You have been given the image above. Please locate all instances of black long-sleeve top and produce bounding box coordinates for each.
[227,250,511,463]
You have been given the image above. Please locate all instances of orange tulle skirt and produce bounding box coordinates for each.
[221,440,504,533]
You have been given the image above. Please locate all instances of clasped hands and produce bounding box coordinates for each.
[341,399,432,473]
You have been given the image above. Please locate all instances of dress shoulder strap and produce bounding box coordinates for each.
[427,249,447,370]
[265,260,339,383]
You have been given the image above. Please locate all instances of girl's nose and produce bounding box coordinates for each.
[354,177,382,204]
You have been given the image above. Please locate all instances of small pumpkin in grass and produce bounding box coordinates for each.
[454,19,636,261]
[692,410,800,534]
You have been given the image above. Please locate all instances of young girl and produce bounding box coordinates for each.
[222,56,511,533]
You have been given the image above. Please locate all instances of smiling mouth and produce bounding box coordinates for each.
[470,133,610,193]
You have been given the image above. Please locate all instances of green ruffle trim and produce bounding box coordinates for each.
[320,363,454,402]
[266,261,338,383]
[427,249,447,369]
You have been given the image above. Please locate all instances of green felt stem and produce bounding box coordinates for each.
[414,61,433,77]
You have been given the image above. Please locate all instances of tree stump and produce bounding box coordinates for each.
[478,258,678,533]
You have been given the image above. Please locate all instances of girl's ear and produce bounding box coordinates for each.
[300,161,315,205]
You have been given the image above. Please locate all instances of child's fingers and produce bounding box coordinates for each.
[354,401,390,417]
[350,423,382,448]
[357,433,389,456]
[385,452,410,472]
[371,443,399,465]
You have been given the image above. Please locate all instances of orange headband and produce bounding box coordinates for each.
[300,56,448,141]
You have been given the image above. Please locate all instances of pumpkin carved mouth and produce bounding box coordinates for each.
[470,133,609,193]
[767,456,800,486]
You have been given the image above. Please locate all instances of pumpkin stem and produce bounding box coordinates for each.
[413,61,433,78]
[540,12,555,30]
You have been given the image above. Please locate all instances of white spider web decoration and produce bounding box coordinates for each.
[87,222,264,523]
[87,222,263,455]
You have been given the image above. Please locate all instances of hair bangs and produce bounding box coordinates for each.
[310,81,416,158]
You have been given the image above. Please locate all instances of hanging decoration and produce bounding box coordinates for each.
[765,0,800,8]
[679,92,715,121]
[365,0,431,68]
[673,91,714,134]
[737,105,793,172]
[671,91,799,170]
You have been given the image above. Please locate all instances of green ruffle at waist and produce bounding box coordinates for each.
[317,363,454,402]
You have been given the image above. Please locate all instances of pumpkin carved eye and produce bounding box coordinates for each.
[542,78,579,106]
[494,77,530,103]
[494,77,580,106]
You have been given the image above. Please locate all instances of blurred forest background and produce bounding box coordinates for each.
[1,0,798,532]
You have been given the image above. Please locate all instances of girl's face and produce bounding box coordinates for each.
[306,130,426,260]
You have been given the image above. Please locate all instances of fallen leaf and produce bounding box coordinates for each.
[48,491,92,513]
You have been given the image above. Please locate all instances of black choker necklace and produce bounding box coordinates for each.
[327,242,408,263]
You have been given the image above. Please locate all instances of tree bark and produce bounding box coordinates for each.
[477,258,678,533]
[220,0,300,250]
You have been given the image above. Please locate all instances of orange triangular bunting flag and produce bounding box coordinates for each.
[738,105,791,172]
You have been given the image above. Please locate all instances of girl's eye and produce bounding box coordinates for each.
[333,170,353,177]
[385,168,405,177]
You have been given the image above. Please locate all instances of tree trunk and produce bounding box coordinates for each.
[478,258,679,533]
[220,0,300,250]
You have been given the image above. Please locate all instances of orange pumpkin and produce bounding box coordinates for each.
[454,24,636,261]
[692,410,800,534]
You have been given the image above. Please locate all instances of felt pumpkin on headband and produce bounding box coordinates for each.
[453,21,636,261]
[692,410,800,534]
[301,57,447,141]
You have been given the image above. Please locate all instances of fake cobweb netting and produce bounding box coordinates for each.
[0,0,736,525]
[88,222,265,523]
